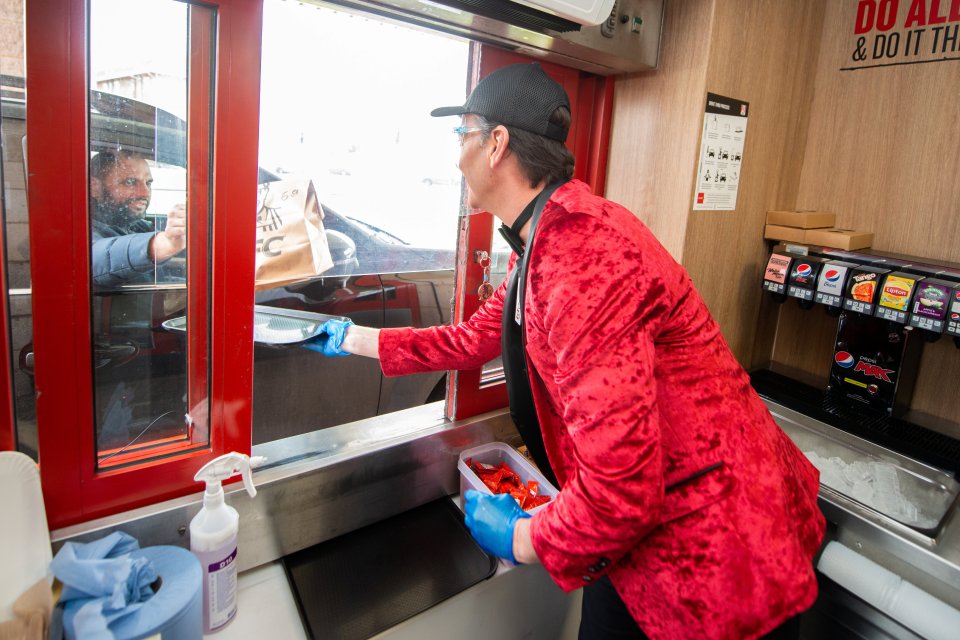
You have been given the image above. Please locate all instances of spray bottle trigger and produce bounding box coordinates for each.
[240,455,267,498]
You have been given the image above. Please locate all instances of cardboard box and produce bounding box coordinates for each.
[765,210,836,229]
[804,228,873,250]
[764,224,807,243]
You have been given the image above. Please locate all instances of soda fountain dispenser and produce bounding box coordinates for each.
[842,265,890,316]
[762,251,794,302]
[874,272,924,325]
[907,278,953,339]
[815,260,858,316]
[947,287,960,345]
[786,256,828,309]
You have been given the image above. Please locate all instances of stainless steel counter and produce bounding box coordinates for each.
[50,395,960,621]
[766,400,960,608]
[51,404,521,572]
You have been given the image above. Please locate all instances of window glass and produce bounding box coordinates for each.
[89,0,211,467]
[0,3,32,457]
[258,0,466,271]
[480,217,512,384]
[253,1,468,443]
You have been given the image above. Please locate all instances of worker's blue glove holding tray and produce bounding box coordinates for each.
[302,318,353,357]
[463,490,531,563]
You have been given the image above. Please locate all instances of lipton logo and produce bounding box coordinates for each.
[886,287,909,297]
[854,360,894,383]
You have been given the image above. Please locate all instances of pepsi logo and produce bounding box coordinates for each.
[835,351,855,368]
[868,384,879,395]
[796,264,812,277]
[824,269,841,283]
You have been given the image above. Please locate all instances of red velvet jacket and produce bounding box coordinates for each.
[379,180,825,640]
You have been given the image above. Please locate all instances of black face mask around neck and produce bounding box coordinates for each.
[497,193,539,258]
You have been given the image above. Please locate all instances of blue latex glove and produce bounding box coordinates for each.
[302,318,354,357]
[463,490,530,563]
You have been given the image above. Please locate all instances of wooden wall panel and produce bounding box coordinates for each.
[796,1,960,261]
[683,0,826,364]
[607,0,826,364]
[605,0,714,259]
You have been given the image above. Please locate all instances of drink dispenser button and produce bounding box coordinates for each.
[815,261,858,308]
[875,272,923,324]
[762,251,794,296]
[946,288,960,338]
[787,257,827,303]
[908,278,953,333]
[843,266,890,315]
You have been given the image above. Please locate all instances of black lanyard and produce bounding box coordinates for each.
[499,181,567,488]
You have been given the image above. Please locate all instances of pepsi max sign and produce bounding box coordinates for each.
[835,351,854,368]
[790,263,817,286]
[854,360,895,383]
[787,257,825,302]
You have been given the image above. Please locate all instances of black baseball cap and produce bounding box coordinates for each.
[431,63,570,143]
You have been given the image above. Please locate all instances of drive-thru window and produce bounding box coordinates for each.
[3,0,612,529]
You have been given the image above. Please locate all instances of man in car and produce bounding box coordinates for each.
[309,64,824,640]
[90,148,186,288]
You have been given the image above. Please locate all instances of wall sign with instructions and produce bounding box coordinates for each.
[693,92,748,211]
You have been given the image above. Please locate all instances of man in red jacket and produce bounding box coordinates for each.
[309,63,825,640]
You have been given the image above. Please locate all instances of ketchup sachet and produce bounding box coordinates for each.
[466,458,552,511]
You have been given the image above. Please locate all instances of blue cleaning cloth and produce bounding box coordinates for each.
[50,531,158,639]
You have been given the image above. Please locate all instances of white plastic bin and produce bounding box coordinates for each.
[458,442,558,515]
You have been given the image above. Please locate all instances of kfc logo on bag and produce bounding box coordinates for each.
[256,235,286,257]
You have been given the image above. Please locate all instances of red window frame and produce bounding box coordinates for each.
[27,0,262,529]
[448,46,615,420]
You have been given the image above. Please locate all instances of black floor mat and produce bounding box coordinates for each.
[282,496,497,640]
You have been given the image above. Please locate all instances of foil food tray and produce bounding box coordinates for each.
[163,305,347,348]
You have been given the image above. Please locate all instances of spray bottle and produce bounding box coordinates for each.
[190,452,267,633]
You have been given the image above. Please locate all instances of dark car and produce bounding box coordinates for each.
[248,203,455,443]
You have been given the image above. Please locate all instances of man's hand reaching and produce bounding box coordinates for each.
[148,204,186,262]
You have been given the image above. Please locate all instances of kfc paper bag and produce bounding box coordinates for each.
[255,179,334,291]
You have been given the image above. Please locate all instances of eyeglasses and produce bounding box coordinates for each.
[453,125,483,145]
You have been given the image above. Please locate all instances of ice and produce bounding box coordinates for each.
[803,451,926,528]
